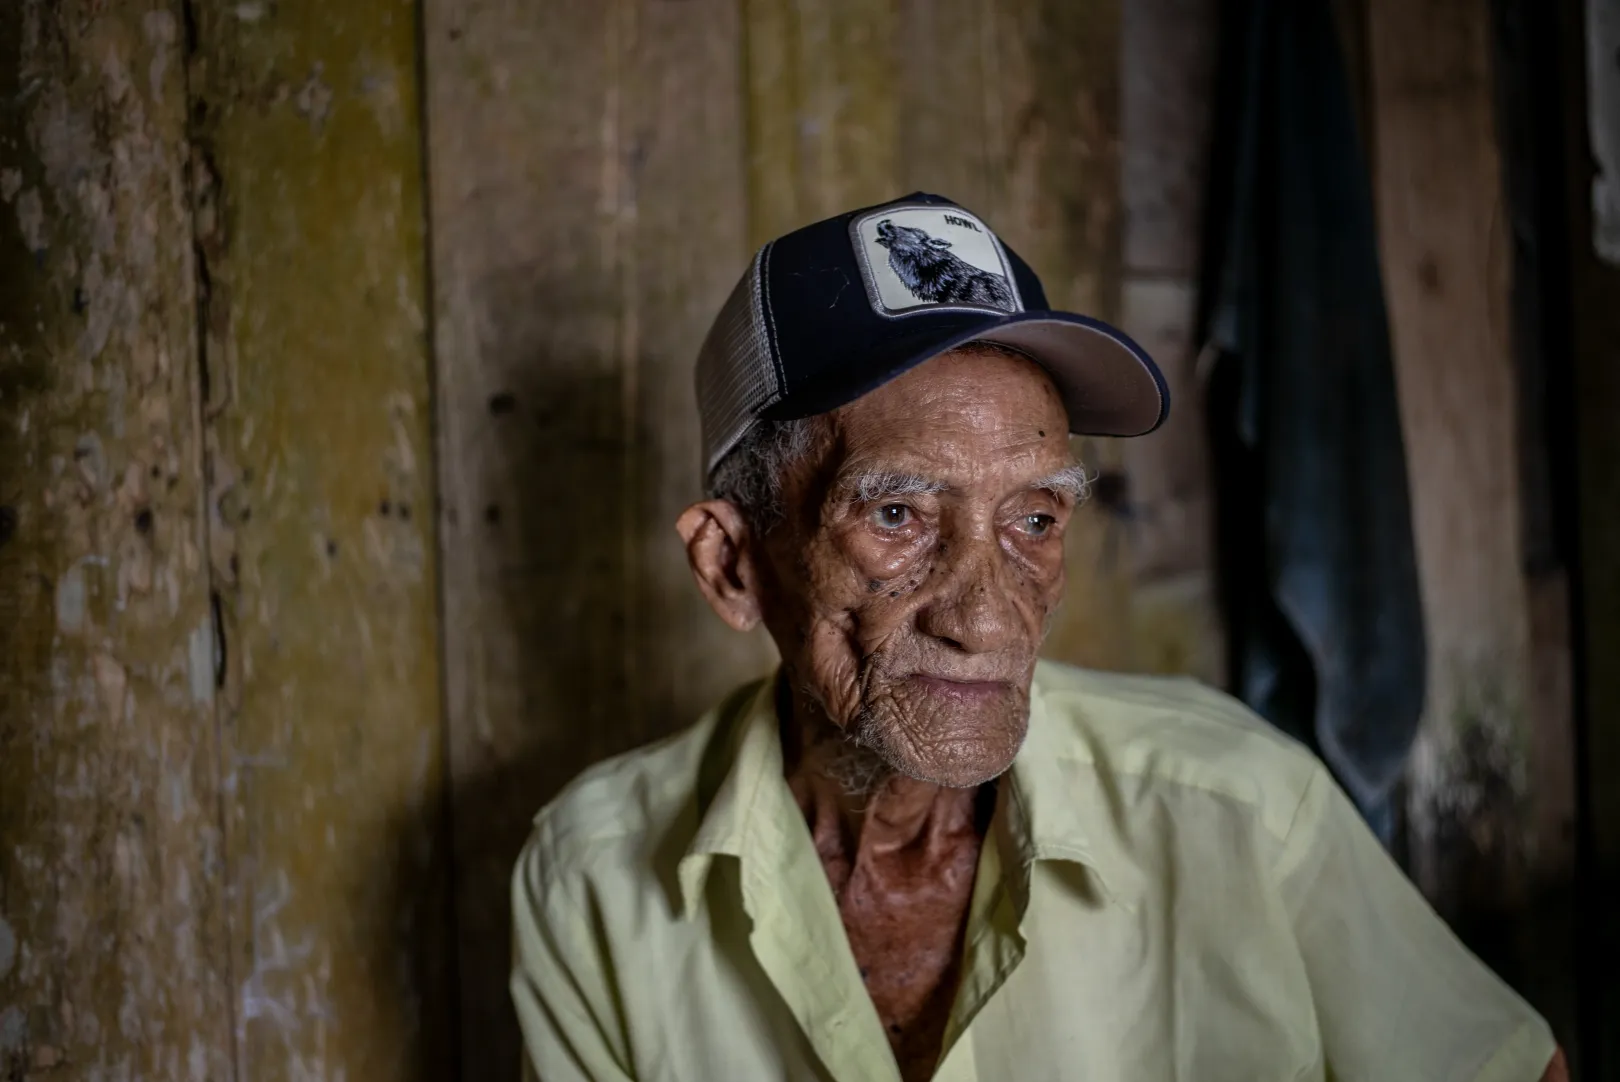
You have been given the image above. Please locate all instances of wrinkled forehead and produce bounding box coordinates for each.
[820,346,1074,478]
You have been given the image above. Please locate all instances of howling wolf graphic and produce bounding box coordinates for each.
[873,219,1016,309]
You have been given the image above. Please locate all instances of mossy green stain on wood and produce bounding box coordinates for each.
[184,0,452,1077]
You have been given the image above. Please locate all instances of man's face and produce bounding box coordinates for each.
[758,347,1080,787]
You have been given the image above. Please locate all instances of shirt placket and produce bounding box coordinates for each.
[739,783,904,1082]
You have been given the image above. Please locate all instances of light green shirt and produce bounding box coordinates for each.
[511,661,1553,1082]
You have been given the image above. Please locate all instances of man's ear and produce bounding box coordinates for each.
[675,500,764,632]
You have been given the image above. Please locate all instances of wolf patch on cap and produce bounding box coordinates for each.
[853,204,1023,317]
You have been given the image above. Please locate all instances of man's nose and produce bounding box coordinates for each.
[914,538,1023,655]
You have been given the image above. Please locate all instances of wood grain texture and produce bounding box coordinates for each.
[425,0,772,1076]
[1117,0,1223,685]
[742,0,900,246]
[1365,0,1537,915]
[185,1,452,1078]
[0,3,236,1077]
[894,0,999,209]
[1120,0,1218,278]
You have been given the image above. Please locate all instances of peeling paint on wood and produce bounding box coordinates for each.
[0,1,234,1078]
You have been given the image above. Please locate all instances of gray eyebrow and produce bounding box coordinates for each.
[1030,464,1091,502]
[838,464,1089,503]
[841,469,950,503]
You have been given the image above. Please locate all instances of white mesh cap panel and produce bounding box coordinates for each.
[695,244,779,482]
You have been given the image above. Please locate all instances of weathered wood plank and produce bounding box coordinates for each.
[1118,279,1224,681]
[1365,0,1540,923]
[0,2,235,1077]
[427,5,632,1077]
[185,2,451,1078]
[426,0,766,1075]
[894,0,997,209]
[627,2,779,730]
[1117,0,1223,684]
[742,0,901,246]
[1120,0,1218,279]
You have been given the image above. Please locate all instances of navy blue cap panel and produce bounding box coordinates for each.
[761,209,890,403]
[758,310,1007,420]
[1004,245,1050,311]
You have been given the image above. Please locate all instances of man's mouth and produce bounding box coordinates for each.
[907,673,1012,704]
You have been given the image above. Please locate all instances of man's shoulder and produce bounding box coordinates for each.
[1032,659,1324,841]
[522,677,766,886]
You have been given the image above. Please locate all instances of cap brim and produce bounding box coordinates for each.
[968,312,1168,437]
[761,310,1168,437]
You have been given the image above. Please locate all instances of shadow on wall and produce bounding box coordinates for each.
[403,255,774,1081]
[445,353,641,1082]
[369,793,458,1080]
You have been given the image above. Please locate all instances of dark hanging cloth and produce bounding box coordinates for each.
[1201,0,1426,842]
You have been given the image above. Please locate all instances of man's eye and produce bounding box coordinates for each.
[1021,513,1056,537]
[871,504,913,529]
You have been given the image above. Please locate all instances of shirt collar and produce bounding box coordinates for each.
[677,665,1144,917]
[678,676,783,915]
[1001,666,1145,909]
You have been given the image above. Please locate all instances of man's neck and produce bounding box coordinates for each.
[775,676,988,876]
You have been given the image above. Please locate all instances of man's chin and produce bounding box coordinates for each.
[855,694,1030,789]
[882,743,1020,788]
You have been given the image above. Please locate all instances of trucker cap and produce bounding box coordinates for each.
[695,192,1169,480]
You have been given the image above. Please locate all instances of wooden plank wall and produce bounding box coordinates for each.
[1364,0,1581,1053]
[1117,0,1222,682]
[14,2,1603,1080]
[186,2,453,1078]
[1,1,450,1079]
[0,4,235,1076]
[425,3,771,1078]
[1367,0,1541,913]
[424,0,1223,1073]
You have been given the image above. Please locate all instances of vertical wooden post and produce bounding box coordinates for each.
[1366,0,1555,967]
[0,2,235,1076]
[184,1,451,1078]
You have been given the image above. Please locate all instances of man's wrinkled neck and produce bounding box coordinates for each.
[774,670,989,865]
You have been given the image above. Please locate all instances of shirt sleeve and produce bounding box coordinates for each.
[1275,765,1556,1082]
[510,827,636,1082]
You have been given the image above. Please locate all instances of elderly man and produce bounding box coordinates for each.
[511,194,1564,1081]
